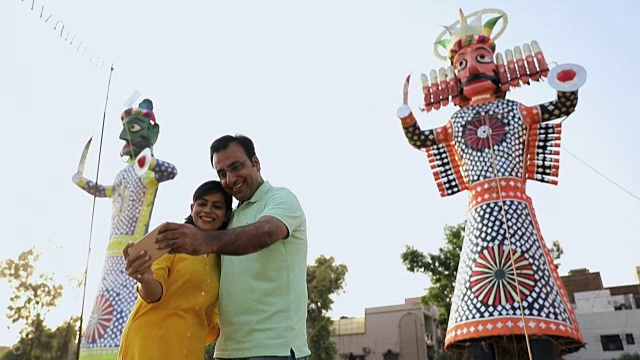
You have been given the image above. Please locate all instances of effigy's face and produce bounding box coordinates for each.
[453,44,500,99]
[118,116,159,158]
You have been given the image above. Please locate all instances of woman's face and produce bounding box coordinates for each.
[190,192,228,231]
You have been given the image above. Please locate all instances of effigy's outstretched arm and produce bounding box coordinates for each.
[397,73,454,150]
[397,104,452,150]
[149,158,178,183]
[396,74,464,196]
[397,103,462,196]
[72,173,113,198]
[520,90,578,126]
[537,90,578,123]
[532,62,586,123]
[71,137,112,198]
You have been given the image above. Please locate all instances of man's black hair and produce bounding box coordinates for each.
[209,134,256,166]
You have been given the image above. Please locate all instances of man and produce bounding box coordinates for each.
[72,99,177,359]
[155,134,310,360]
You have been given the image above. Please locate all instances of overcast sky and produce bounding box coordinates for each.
[1,0,639,347]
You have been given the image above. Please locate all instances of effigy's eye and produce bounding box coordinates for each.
[476,54,492,64]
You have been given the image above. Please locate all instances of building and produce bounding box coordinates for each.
[562,268,640,360]
[330,298,444,360]
[329,268,640,360]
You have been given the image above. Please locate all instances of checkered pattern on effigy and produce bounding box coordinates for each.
[79,159,177,359]
[429,99,583,349]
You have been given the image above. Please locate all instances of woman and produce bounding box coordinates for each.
[118,180,232,359]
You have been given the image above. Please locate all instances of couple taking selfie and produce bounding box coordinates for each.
[118,134,310,360]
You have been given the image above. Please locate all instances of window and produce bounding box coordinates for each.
[331,317,365,336]
[626,333,635,345]
[601,335,624,351]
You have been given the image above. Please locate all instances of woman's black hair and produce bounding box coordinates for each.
[184,180,233,229]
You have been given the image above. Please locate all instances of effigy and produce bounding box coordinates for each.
[396,8,586,359]
[72,99,178,359]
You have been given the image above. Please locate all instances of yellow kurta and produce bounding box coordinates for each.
[118,253,220,359]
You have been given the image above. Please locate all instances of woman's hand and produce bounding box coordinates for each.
[123,242,154,284]
[123,242,163,303]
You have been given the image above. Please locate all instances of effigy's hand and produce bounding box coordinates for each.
[397,104,419,128]
[397,104,412,118]
[72,171,84,184]
[123,242,154,284]
[547,63,587,92]
[156,222,209,256]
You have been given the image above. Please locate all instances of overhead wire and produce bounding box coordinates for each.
[562,146,640,204]
[16,0,108,71]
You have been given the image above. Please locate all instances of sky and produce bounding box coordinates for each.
[1,0,639,347]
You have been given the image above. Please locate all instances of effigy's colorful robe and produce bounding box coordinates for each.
[74,158,176,359]
[403,92,583,350]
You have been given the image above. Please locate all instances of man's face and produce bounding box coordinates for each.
[213,142,262,202]
[118,116,158,159]
[453,44,500,99]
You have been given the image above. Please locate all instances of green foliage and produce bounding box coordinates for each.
[0,317,78,360]
[401,223,464,331]
[306,255,348,360]
[549,239,564,269]
[0,248,66,359]
[614,353,640,360]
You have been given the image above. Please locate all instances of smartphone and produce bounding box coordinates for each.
[127,226,169,263]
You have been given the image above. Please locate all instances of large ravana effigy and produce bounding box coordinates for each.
[72,99,177,359]
[396,8,587,359]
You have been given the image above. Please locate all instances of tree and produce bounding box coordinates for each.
[549,239,564,269]
[306,255,348,360]
[0,248,65,359]
[50,316,79,360]
[401,223,464,332]
[0,317,78,360]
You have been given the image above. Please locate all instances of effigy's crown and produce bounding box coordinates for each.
[121,98,157,124]
[434,8,508,61]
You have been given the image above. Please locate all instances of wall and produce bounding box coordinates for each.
[565,310,640,360]
[330,299,442,360]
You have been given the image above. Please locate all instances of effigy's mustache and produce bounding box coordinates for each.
[125,139,151,148]
[462,73,500,87]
